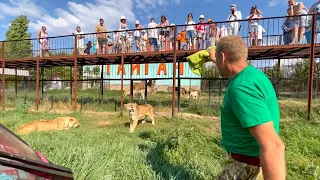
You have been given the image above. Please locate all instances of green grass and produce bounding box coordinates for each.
[0,99,319,180]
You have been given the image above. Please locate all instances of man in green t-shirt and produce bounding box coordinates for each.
[207,35,286,180]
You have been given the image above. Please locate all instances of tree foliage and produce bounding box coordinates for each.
[290,59,318,84]
[5,15,32,59]
[263,63,285,78]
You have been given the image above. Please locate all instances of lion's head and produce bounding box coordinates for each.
[64,117,80,129]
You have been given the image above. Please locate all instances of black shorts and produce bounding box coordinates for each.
[160,31,170,37]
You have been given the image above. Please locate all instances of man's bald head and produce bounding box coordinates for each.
[216,35,248,63]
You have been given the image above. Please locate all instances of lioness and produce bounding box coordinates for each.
[17,117,80,135]
[124,103,155,133]
[123,90,144,100]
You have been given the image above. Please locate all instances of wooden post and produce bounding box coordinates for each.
[73,35,78,111]
[120,55,124,117]
[1,42,5,110]
[36,60,40,110]
[177,62,181,111]
[70,66,73,107]
[15,67,17,100]
[171,26,177,118]
[307,13,316,120]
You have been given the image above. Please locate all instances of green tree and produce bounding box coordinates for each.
[263,63,285,78]
[5,15,32,59]
[291,59,318,84]
[201,65,220,78]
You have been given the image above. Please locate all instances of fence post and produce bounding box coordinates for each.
[36,59,39,110]
[73,34,78,111]
[307,13,316,120]
[1,41,5,110]
[120,55,124,117]
[171,26,177,118]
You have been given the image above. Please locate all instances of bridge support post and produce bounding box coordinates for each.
[171,26,177,118]
[120,55,124,117]
[1,41,5,110]
[73,35,78,112]
[36,59,39,111]
[307,13,316,120]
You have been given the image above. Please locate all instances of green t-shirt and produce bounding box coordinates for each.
[220,65,280,157]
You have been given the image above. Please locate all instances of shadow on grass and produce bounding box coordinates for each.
[139,131,192,180]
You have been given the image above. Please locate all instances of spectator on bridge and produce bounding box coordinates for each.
[127,31,133,53]
[73,26,85,55]
[177,29,187,50]
[196,15,207,49]
[92,42,97,54]
[107,35,114,53]
[134,20,144,52]
[119,15,128,53]
[36,26,50,58]
[157,15,170,51]
[257,24,266,46]
[287,0,309,45]
[247,6,263,46]
[140,30,148,52]
[95,18,108,54]
[309,1,320,33]
[185,13,196,50]
[207,19,221,47]
[148,17,159,52]
[84,41,92,55]
[282,17,293,45]
[226,4,242,36]
[220,25,229,37]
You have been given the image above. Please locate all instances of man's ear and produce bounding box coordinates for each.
[221,52,226,64]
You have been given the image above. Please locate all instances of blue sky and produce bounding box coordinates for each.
[0,0,317,40]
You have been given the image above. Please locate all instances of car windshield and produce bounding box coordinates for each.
[0,125,43,179]
[0,125,38,160]
[0,125,74,180]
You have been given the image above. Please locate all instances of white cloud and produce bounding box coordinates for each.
[268,0,288,7]
[0,14,4,20]
[0,0,179,37]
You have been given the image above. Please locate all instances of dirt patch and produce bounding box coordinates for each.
[154,111,219,122]
[96,121,113,128]
[83,111,118,118]
[201,126,220,136]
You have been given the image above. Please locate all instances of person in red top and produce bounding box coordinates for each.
[196,15,207,50]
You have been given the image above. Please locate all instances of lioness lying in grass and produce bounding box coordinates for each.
[17,117,80,135]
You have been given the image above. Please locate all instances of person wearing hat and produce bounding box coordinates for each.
[226,4,242,35]
[84,41,92,55]
[95,18,108,54]
[207,19,221,47]
[134,20,144,52]
[119,15,128,53]
[196,14,207,49]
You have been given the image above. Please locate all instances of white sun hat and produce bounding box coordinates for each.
[135,20,140,24]
[120,15,126,20]
[199,15,204,19]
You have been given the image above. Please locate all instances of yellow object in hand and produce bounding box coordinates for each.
[186,46,216,76]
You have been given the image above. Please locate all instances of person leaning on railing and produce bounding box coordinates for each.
[287,0,309,45]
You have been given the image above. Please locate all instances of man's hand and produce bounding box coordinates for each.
[207,47,216,63]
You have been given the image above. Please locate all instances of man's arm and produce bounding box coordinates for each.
[249,122,286,180]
